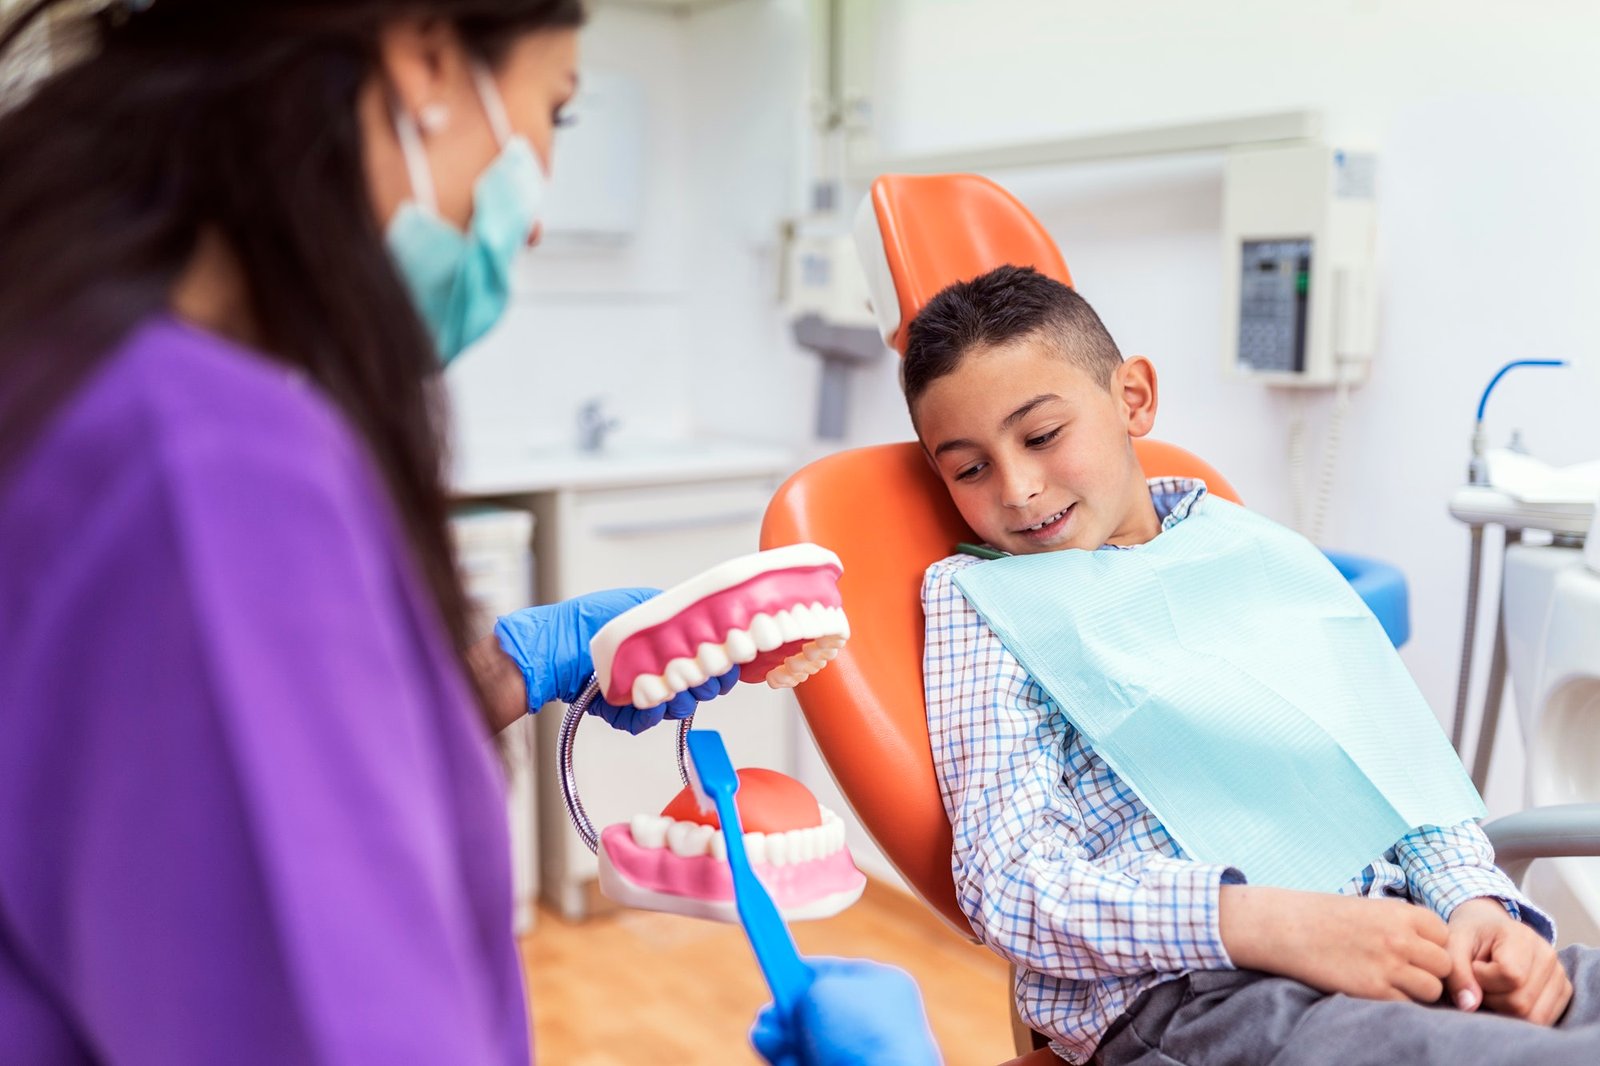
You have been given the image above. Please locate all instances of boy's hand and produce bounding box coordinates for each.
[1221,886,1452,1004]
[1444,897,1571,1025]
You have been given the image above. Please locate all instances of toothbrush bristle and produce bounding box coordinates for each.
[685,756,715,815]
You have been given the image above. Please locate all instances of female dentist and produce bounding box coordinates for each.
[0,1,937,1062]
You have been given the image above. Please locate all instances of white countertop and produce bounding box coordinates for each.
[451,437,799,497]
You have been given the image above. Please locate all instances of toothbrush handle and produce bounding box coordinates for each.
[714,793,814,1014]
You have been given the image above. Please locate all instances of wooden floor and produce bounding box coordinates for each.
[519,879,1017,1065]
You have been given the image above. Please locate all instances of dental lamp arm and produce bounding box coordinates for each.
[1482,803,1600,886]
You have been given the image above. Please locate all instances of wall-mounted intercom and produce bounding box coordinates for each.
[1222,144,1378,387]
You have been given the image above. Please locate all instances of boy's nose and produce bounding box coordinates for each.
[999,465,1042,509]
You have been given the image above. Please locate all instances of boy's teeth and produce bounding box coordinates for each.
[626,605,852,707]
[627,807,849,866]
[1028,507,1067,531]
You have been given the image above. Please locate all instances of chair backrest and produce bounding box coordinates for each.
[854,173,1073,355]
[766,172,1241,933]
[761,440,1240,932]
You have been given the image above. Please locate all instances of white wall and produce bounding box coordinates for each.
[844,0,1600,815]
[446,5,698,472]
[449,0,1600,846]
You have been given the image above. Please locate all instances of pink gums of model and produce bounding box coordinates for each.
[589,543,849,709]
[597,768,867,923]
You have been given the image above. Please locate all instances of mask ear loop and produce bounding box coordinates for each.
[392,104,440,214]
[469,60,516,148]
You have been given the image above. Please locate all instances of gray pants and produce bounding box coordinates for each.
[1094,946,1600,1066]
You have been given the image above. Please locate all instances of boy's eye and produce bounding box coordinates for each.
[1026,427,1062,448]
[954,462,986,482]
[554,107,577,129]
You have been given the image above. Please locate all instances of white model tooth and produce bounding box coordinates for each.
[666,819,697,857]
[804,641,839,662]
[790,828,815,863]
[687,823,716,856]
[766,831,788,866]
[725,627,759,663]
[632,674,670,708]
[630,814,669,849]
[664,657,707,692]
[829,820,846,851]
[820,806,839,825]
[749,614,784,652]
[815,632,846,653]
[788,603,816,636]
[696,642,732,678]
[709,832,727,861]
[815,824,836,855]
[766,667,799,689]
[744,832,767,864]
[775,608,801,642]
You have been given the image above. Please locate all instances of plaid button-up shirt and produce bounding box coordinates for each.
[922,478,1551,1063]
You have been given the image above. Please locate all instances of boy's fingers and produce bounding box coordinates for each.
[1411,939,1454,980]
[1444,938,1482,1011]
[1396,965,1445,1006]
[1530,970,1574,1027]
[1473,953,1528,993]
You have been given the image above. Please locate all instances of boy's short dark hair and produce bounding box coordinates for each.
[901,265,1123,410]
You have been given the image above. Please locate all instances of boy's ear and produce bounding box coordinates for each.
[1116,356,1159,438]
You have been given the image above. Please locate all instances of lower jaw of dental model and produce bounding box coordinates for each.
[589,543,850,708]
[597,767,867,923]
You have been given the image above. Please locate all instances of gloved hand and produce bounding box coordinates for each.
[749,958,942,1066]
[493,588,739,735]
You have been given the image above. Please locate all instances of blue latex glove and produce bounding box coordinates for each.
[749,958,941,1066]
[493,588,739,735]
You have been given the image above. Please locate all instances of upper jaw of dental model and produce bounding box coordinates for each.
[589,542,851,708]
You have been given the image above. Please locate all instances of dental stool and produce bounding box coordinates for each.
[762,172,1600,1062]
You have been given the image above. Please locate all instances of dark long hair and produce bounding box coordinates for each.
[0,0,584,718]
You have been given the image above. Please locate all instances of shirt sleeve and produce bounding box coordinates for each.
[922,558,1238,982]
[1394,821,1556,941]
[0,393,521,1064]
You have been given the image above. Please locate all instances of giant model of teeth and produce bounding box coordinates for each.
[588,542,852,707]
[566,542,865,922]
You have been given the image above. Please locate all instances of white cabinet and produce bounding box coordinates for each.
[450,508,540,935]
[528,476,796,919]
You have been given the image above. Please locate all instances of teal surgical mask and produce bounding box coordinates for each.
[386,63,546,364]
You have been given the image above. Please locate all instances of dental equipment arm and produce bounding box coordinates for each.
[1483,804,1600,886]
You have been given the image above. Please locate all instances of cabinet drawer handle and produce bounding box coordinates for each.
[587,510,765,537]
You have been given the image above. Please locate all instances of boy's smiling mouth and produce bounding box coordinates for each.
[1013,502,1076,540]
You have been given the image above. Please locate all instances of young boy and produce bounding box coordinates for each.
[907,265,1600,1064]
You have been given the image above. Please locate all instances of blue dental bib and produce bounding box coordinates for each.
[952,496,1483,892]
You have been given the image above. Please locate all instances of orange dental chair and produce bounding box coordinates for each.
[761,173,1240,1063]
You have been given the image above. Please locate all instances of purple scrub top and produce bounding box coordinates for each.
[0,318,532,1063]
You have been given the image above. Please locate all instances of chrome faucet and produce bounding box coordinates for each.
[576,398,620,453]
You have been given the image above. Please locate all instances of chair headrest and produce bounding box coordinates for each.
[853,173,1074,356]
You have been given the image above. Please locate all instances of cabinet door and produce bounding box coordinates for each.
[535,479,797,918]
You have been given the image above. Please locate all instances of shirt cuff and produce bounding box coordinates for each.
[1435,876,1557,942]
[1137,856,1242,973]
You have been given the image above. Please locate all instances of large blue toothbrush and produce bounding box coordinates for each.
[684,729,816,1015]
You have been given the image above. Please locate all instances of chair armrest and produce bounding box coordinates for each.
[1482,803,1600,885]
